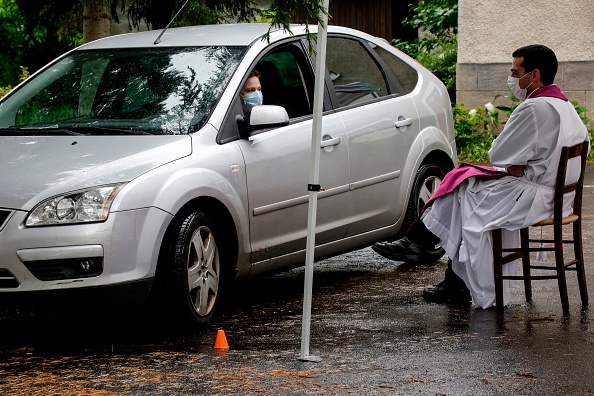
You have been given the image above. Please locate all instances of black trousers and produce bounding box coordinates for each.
[406,217,440,248]
[406,216,462,285]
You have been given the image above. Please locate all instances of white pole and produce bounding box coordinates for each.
[299,0,329,363]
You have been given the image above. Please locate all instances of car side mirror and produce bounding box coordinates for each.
[238,105,289,139]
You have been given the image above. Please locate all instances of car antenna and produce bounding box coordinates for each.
[154,0,190,45]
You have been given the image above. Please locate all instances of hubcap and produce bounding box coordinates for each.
[186,225,220,316]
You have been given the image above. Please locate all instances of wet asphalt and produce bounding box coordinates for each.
[2,165,594,395]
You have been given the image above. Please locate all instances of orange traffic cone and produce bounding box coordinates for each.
[213,329,229,350]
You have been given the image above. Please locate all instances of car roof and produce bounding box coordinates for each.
[77,23,375,50]
[80,24,284,49]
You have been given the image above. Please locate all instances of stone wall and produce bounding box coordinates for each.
[457,0,594,118]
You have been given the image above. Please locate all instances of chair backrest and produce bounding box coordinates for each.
[553,140,589,225]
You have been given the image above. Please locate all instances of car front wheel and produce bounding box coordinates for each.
[169,210,227,326]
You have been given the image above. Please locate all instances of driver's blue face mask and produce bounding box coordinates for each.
[241,90,263,113]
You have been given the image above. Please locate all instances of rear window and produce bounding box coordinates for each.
[372,46,419,95]
[0,46,246,135]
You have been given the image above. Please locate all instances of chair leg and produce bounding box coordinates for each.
[573,221,588,306]
[555,234,570,314]
[493,229,504,313]
[520,227,532,301]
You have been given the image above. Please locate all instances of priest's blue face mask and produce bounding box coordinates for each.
[241,91,263,113]
[507,71,534,100]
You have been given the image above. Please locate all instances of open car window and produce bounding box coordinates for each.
[257,46,313,119]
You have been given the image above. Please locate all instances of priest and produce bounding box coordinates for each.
[372,44,590,309]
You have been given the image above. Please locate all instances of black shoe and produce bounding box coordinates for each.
[372,237,445,262]
[422,280,471,304]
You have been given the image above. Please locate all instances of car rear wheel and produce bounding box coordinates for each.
[168,210,227,326]
[402,163,445,235]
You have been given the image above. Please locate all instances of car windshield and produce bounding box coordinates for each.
[0,46,246,135]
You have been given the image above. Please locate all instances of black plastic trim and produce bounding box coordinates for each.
[0,278,153,307]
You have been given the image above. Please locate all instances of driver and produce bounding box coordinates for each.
[240,70,263,116]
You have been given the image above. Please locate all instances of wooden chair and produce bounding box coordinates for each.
[492,140,589,314]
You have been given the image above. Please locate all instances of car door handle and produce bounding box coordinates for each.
[395,118,413,128]
[320,136,341,148]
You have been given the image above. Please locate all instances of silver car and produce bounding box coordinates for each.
[0,24,457,325]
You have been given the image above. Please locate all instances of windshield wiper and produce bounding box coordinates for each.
[60,126,153,135]
[0,127,86,136]
[0,125,153,136]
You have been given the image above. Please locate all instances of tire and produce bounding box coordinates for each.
[401,163,445,236]
[165,210,229,326]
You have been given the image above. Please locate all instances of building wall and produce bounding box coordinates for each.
[457,0,594,118]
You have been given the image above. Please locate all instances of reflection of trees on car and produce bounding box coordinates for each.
[9,46,245,135]
[154,46,244,134]
[333,81,377,107]
[186,47,243,133]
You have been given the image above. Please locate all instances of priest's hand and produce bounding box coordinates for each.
[507,165,524,177]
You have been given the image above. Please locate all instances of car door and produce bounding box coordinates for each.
[237,43,350,264]
[325,35,421,237]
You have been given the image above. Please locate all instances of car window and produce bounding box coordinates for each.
[257,48,312,118]
[371,46,419,95]
[326,37,389,108]
[219,43,314,143]
[0,46,246,135]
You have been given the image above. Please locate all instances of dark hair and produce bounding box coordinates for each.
[248,69,260,79]
[512,44,558,85]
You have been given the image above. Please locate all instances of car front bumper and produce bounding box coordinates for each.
[0,206,172,305]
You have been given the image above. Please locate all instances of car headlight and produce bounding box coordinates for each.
[25,183,126,226]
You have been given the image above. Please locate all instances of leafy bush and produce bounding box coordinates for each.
[0,0,27,87]
[392,0,458,102]
[414,39,457,98]
[0,66,28,99]
[453,103,498,163]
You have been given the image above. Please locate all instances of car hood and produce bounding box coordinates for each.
[1,135,192,210]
